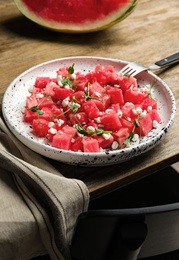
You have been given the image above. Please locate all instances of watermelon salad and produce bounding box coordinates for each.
[24,64,161,153]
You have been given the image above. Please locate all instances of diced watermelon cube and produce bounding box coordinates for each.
[32,119,49,137]
[82,137,100,153]
[44,82,58,98]
[71,137,83,152]
[124,88,148,104]
[135,113,153,136]
[118,76,138,92]
[93,94,111,111]
[93,69,108,85]
[52,132,72,150]
[94,134,114,149]
[142,96,157,110]
[72,91,86,104]
[26,95,38,108]
[34,77,51,89]
[57,67,69,77]
[82,100,100,119]
[103,65,115,73]
[62,125,77,138]
[121,102,135,119]
[106,86,124,105]
[120,118,134,132]
[149,109,161,123]
[106,72,122,85]
[73,72,88,91]
[24,109,38,123]
[100,113,122,131]
[89,82,105,96]
[53,87,73,100]
[38,97,55,109]
[112,128,130,147]
[69,112,88,125]
[108,103,121,113]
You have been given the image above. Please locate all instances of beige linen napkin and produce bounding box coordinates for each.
[0,112,89,260]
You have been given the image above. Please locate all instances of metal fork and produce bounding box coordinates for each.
[120,52,179,77]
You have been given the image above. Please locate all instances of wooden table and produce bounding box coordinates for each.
[1,0,179,200]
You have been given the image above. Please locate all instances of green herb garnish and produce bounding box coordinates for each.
[29,106,44,115]
[68,64,75,75]
[74,124,112,136]
[61,77,72,86]
[124,131,135,145]
[74,125,88,135]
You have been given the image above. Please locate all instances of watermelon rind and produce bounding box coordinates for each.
[14,0,139,33]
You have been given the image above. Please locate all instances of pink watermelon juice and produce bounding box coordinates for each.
[24,64,161,153]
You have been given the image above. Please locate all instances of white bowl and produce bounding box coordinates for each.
[2,56,176,166]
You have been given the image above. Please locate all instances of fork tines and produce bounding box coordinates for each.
[120,62,147,77]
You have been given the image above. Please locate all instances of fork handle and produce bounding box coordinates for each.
[155,52,179,67]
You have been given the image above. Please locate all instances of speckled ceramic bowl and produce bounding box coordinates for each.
[2,57,176,166]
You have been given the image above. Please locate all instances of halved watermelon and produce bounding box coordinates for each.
[14,0,139,33]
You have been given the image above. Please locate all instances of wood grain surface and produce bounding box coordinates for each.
[0,0,179,199]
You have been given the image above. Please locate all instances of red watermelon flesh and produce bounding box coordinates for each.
[14,0,139,32]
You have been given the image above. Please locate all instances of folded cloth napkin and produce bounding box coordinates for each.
[0,111,89,260]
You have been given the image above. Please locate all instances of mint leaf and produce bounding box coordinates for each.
[68,64,74,75]
[61,77,72,86]
[124,131,134,145]
[74,124,87,135]
[95,129,112,135]
[29,106,44,115]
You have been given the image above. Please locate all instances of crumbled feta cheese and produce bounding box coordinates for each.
[57,75,63,86]
[94,117,101,123]
[100,147,104,152]
[76,114,81,119]
[125,142,131,148]
[132,108,137,115]
[117,109,123,118]
[28,85,33,93]
[77,132,84,137]
[65,84,71,89]
[57,75,63,81]
[94,91,101,97]
[112,141,119,150]
[71,138,75,143]
[48,128,57,134]
[70,73,76,80]
[74,103,81,108]
[55,119,64,127]
[153,120,159,128]
[140,110,147,118]
[48,121,55,128]
[106,109,113,113]
[87,126,95,132]
[102,133,111,140]
[130,84,135,90]
[132,133,139,142]
[58,81,63,87]
[127,117,132,122]
[36,93,44,99]
[147,106,152,112]
[145,84,151,92]
[62,97,70,107]
[126,102,134,105]
[139,84,150,93]
[136,107,142,114]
